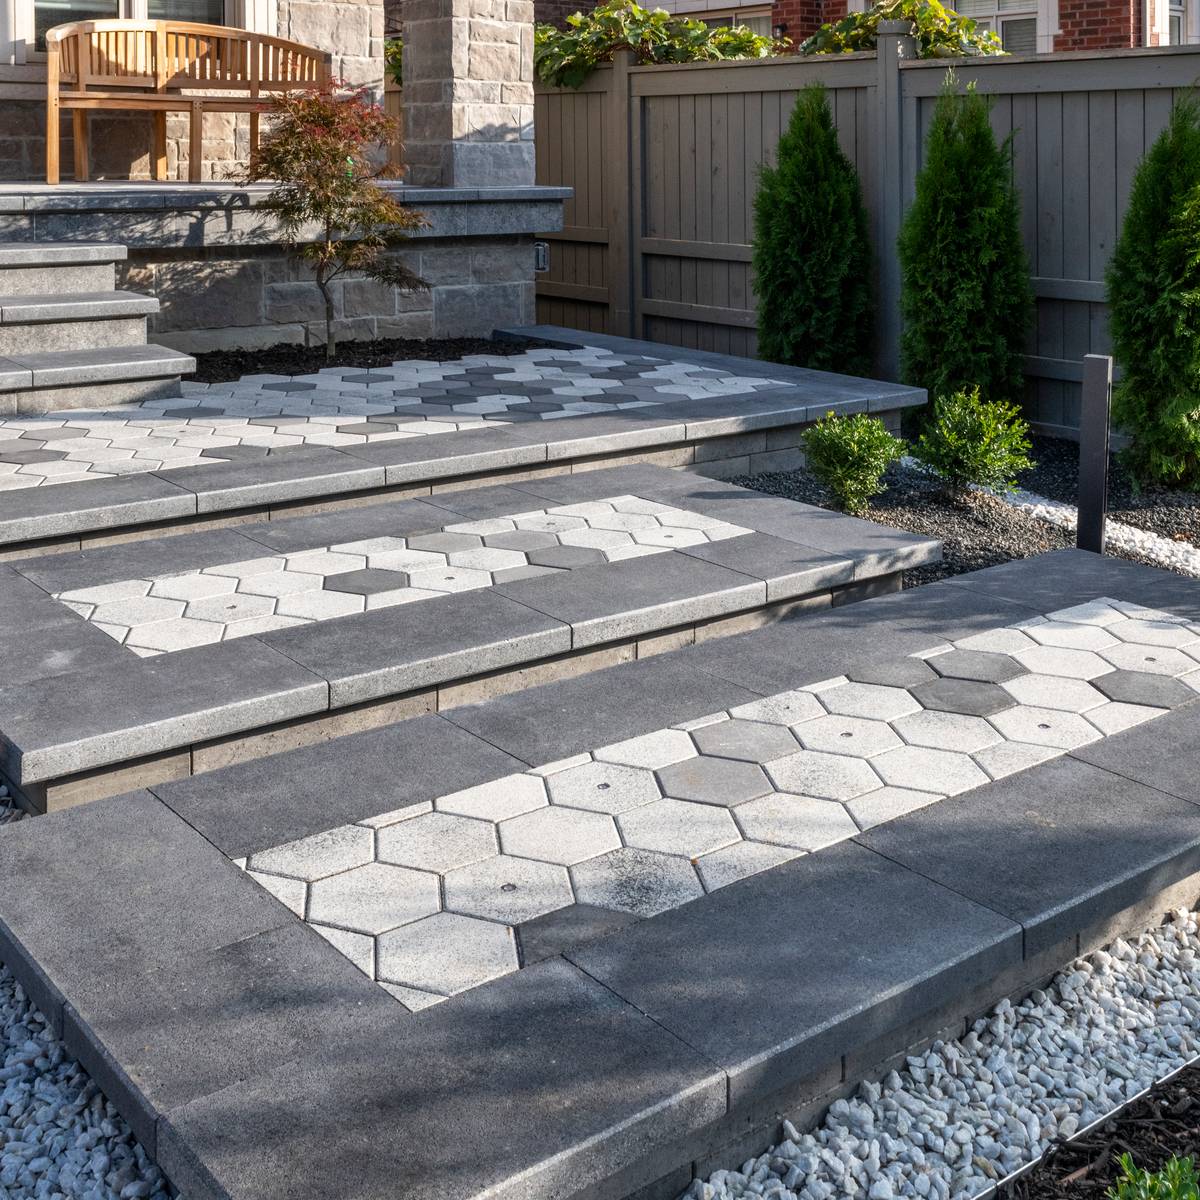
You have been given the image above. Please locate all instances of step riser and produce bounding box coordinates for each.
[0,263,117,296]
[4,577,899,815]
[0,316,148,356]
[0,375,182,417]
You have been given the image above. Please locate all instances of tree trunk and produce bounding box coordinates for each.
[319,276,336,361]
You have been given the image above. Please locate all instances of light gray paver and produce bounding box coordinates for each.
[890,710,1002,754]
[818,681,922,722]
[843,786,945,830]
[499,806,621,865]
[693,841,803,892]
[377,812,498,873]
[1001,674,1107,713]
[733,792,860,851]
[307,862,441,935]
[988,705,1103,750]
[546,760,663,813]
[593,729,697,770]
[1012,645,1114,680]
[764,750,882,802]
[570,847,704,917]
[247,825,374,882]
[376,911,519,996]
[871,746,990,795]
[728,691,825,728]
[616,798,741,858]
[443,854,574,924]
[1100,643,1200,676]
[435,773,549,821]
[795,715,903,758]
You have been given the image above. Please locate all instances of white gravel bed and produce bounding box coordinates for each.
[681,909,1200,1200]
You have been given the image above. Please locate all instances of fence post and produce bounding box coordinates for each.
[606,50,635,337]
[1076,353,1114,555]
[873,19,916,383]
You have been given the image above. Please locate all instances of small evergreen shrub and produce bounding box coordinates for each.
[914,386,1033,495]
[1107,97,1200,490]
[1108,1153,1200,1200]
[534,0,781,89]
[752,84,873,375]
[898,75,1032,404]
[803,412,905,513]
[800,0,1003,58]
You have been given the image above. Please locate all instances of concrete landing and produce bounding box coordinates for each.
[1,552,1200,1200]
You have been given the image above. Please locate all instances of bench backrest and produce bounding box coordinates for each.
[45,19,331,94]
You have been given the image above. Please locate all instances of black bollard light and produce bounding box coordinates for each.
[1076,353,1114,555]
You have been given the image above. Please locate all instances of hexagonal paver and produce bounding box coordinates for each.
[405,565,493,594]
[570,847,704,917]
[408,532,484,553]
[656,755,772,807]
[202,556,283,580]
[546,760,661,814]
[1045,599,1125,627]
[500,805,621,865]
[1085,701,1169,735]
[891,710,1002,754]
[284,549,367,575]
[764,750,881,801]
[311,924,374,976]
[691,718,799,763]
[955,627,1039,656]
[927,649,1026,683]
[436,773,548,821]
[367,548,448,573]
[1100,642,1199,677]
[845,658,938,689]
[617,797,740,858]
[484,530,560,552]
[448,546,529,572]
[587,511,661,532]
[525,545,607,570]
[693,841,802,892]
[1012,645,1114,680]
[795,715,902,758]
[988,705,1102,750]
[247,824,374,881]
[871,746,989,795]
[729,691,825,728]
[185,591,277,625]
[631,526,708,549]
[376,912,518,996]
[844,786,945,830]
[91,594,185,627]
[275,588,365,620]
[513,513,587,534]
[149,573,237,602]
[322,568,413,596]
[247,870,306,917]
[594,729,697,770]
[307,861,441,935]
[818,682,921,722]
[57,580,151,606]
[377,812,498,873]
[443,854,573,924]
[734,792,858,850]
[1001,673,1107,713]
[910,677,1016,717]
[1091,669,1196,708]
[1022,621,1118,651]
[124,616,227,652]
[237,569,325,599]
[1109,617,1198,648]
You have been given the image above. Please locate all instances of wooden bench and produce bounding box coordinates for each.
[44,19,331,184]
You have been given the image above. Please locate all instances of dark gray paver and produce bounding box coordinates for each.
[236,496,449,553]
[0,639,328,782]
[928,649,1026,683]
[656,755,773,806]
[444,654,763,767]
[259,589,571,707]
[691,719,800,763]
[568,840,1020,1107]
[516,902,642,965]
[339,424,547,484]
[493,554,766,648]
[1091,670,1196,708]
[0,564,96,635]
[1072,704,1200,804]
[846,658,938,688]
[321,567,413,595]
[158,958,725,1200]
[0,618,126,688]
[680,532,854,602]
[858,756,1200,956]
[0,472,196,542]
[154,715,527,859]
[910,677,1016,717]
[526,544,607,569]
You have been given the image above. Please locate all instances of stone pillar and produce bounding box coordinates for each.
[403,0,536,187]
[279,0,385,94]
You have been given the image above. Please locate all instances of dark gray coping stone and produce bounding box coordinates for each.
[2,344,194,388]
[678,532,854,602]
[154,714,528,859]
[516,903,643,966]
[502,411,689,460]
[259,588,572,708]
[420,481,563,522]
[0,618,126,688]
[944,548,1200,623]
[0,563,95,634]
[568,840,1021,1108]
[857,754,1200,958]
[0,291,158,323]
[1072,703,1200,805]
[0,638,328,783]
[154,446,386,514]
[337,425,548,484]
[235,496,451,553]
[157,957,725,1200]
[0,356,33,390]
[0,240,127,263]
[444,653,764,766]
[0,472,196,543]
[492,553,767,648]
[15,527,276,594]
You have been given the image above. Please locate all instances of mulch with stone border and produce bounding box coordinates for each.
[191,335,554,384]
[1002,1059,1200,1199]
[730,463,1175,586]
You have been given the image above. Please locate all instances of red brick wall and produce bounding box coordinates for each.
[771,0,847,47]
[1055,0,1140,49]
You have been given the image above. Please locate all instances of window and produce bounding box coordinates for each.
[700,9,772,34]
[1169,0,1186,41]
[147,0,225,22]
[957,0,1039,50]
[34,0,119,48]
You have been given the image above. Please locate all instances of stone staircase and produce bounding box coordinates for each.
[0,243,194,414]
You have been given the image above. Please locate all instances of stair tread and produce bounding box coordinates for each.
[0,243,127,267]
[0,291,159,322]
[0,343,195,390]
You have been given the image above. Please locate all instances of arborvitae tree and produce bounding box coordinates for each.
[752,83,873,374]
[898,75,1032,402]
[1107,97,1200,490]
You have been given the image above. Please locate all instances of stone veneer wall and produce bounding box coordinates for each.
[0,0,386,184]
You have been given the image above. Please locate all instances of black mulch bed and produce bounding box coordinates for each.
[190,335,554,384]
[1002,1059,1200,1199]
[731,464,1170,587]
[1019,434,1200,547]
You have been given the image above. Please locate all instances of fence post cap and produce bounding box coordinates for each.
[876,19,916,33]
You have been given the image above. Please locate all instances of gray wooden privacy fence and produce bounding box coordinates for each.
[533,36,1200,434]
